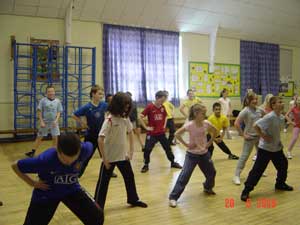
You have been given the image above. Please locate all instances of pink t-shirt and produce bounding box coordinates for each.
[184,120,212,155]
[291,107,300,128]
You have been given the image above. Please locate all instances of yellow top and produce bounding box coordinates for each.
[163,101,174,119]
[183,98,202,110]
[208,114,229,134]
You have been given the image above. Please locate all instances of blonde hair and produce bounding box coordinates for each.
[188,103,206,121]
[261,93,273,109]
[243,91,257,107]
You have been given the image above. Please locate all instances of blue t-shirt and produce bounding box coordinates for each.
[38,97,63,123]
[17,142,93,203]
[73,101,107,137]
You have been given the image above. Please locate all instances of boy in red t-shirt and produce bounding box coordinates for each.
[139,91,182,173]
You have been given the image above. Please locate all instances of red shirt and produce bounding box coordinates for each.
[142,103,167,136]
[291,107,300,128]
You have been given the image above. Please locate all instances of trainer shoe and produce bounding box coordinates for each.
[111,172,118,178]
[129,200,148,208]
[241,190,250,202]
[141,164,149,173]
[232,176,241,185]
[228,154,239,160]
[287,151,292,159]
[169,199,177,208]
[252,155,257,161]
[25,150,35,158]
[203,188,216,195]
[171,162,182,169]
[275,183,294,191]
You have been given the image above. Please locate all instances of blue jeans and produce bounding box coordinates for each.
[169,151,216,200]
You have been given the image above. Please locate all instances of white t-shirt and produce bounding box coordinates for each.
[99,115,133,162]
[218,97,231,115]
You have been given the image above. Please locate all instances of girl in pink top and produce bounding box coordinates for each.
[285,98,300,159]
[169,104,217,208]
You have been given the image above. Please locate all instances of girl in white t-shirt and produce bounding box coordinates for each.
[219,88,232,139]
[169,103,217,208]
[95,92,147,210]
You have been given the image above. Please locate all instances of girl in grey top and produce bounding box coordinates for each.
[233,92,264,185]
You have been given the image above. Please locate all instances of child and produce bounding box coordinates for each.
[126,91,145,151]
[25,85,63,157]
[169,104,217,208]
[163,90,176,146]
[241,96,293,201]
[218,88,232,139]
[252,93,274,161]
[284,94,298,133]
[139,91,182,173]
[73,85,115,177]
[12,133,104,225]
[207,102,239,160]
[233,92,264,185]
[95,92,147,209]
[179,89,202,119]
[285,98,300,159]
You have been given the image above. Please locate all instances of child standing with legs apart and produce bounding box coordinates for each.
[72,85,117,177]
[25,85,63,157]
[285,98,300,159]
[169,104,217,208]
[12,133,104,225]
[241,96,293,201]
[139,91,182,173]
[94,92,147,209]
[233,92,264,185]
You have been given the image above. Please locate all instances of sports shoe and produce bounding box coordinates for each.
[111,172,118,178]
[241,190,250,202]
[171,162,182,169]
[287,151,292,159]
[203,188,216,195]
[141,164,149,173]
[232,176,241,185]
[129,200,148,208]
[262,173,268,177]
[169,199,177,208]
[25,150,35,158]
[283,128,287,133]
[228,154,239,160]
[275,183,294,191]
[252,155,257,161]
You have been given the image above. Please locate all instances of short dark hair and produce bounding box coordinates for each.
[213,102,221,110]
[269,96,281,109]
[57,133,81,156]
[89,85,103,98]
[155,91,167,99]
[220,88,228,97]
[108,92,132,117]
[187,89,193,95]
[105,94,113,103]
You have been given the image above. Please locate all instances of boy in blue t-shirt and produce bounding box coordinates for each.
[12,133,104,225]
[25,85,63,157]
[73,85,110,177]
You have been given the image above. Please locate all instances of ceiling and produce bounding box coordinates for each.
[1,0,300,46]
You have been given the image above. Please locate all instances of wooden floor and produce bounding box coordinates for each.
[0,129,300,225]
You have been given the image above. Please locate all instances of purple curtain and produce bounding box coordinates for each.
[103,24,179,105]
[240,40,280,100]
